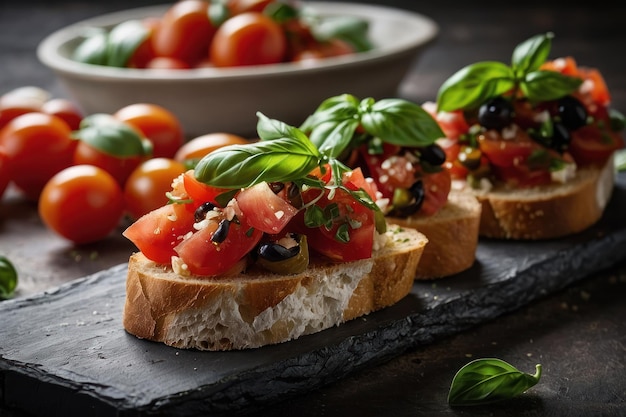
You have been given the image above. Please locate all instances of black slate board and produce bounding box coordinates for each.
[2,172,626,417]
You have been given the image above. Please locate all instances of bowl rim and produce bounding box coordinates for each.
[37,1,439,82]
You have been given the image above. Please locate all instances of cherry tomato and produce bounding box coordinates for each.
[210,12,287,67]
[292,39,354,62]
[114,103,184,159]
[73,140,144,187]
[227,0,274,15]
[38,165,125,244]
[152,0,216,66]
[419,169,452,216]
[174,132,250,164]
[41,98,83,130]
[0,150,10,199]
[123,203,196,264]
[0,86,49,130]
[124,157,186,220]
[0,112,76,200]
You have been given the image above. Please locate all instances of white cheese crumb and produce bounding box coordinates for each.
[171,256,190,276]
[551,161,577,183]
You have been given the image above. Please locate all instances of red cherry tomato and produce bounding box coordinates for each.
[124,157,186,220]
[73,140,144,187]
[114,103,185,159]
[41,98,83,130]
[0,86,49,130]
[38,165,125,244]
[152,0,216,66]
[0,150,10,198]
[0,112,76,200]
[210,12,287,67]
[569,124,624,167]
[227,0,274,15]
[174,132,250,163]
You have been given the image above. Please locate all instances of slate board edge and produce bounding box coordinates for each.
[2,231,626,417]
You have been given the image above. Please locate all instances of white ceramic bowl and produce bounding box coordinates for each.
[37,2,438,137]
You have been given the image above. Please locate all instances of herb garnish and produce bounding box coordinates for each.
[437,32,583,112]
[0,256,18,300]
[448,358,542,406]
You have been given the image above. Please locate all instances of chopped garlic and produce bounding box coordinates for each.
[551,161,577,183]
[171,256,190,277]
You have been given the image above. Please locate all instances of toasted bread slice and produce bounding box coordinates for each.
[469,156,615,240]
[123,224,427,351]
[387,189,481,279]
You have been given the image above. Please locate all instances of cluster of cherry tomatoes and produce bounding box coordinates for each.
[73,0,369,70]
[0,86,250,244]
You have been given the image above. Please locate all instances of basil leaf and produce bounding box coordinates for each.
[609,108,626,131]
[310,15,372,52]
[194,124,321,188]
[300,94,360,133]
[72,29,109,65]
[310,119,360,158]
[436,62,516,111]
[511,32,553,75]
[209,2,230,27]
[257,111,311,143]
[521,70,583,102]
[361,98,445,146]
[106,20,149,68]
[0,256,18,300]
[448,358,542,406]
[74,114,150,158]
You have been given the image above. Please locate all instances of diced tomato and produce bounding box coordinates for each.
[183,170,229,207]
[123,203,196,264]
[341,166,378,200]
[359,144,415,199]
[569,124,624,167]
[174,215,263,276]
[478,130,538,168]
[235,182,298,234]
[419,169,451,216]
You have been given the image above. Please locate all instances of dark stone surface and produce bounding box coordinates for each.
[1,174,625,416]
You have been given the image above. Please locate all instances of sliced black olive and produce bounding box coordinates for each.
[557,95,588,130]
[211,219,230,243]
[478,97,514,130]
[287,182,303,208]
[194,202,216,222]
[256,235,309,274]
[268,182,285,194]
[550,121,571,153]
[388,180,424,217]
[419,143,446,166]
[458,146,482,170]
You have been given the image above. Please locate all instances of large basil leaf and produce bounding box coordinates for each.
[511,32,553,75]
[521,70,583,102]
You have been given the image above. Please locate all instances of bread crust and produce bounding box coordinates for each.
[387,189,481,279]
[468,156,616,240]
[123,225,427,351]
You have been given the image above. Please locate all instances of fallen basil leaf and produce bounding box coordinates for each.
[448,358,542,406]
[0,256,18,300]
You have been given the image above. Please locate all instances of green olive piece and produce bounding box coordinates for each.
[257,235,309,275]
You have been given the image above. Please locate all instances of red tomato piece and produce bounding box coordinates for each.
[174,215,263,276]
[210,12,287,67]
[569,124,624,167]
[41,98,83,130]
[123,202,196,264]
[419,169,451,216]
[182,170,229,207]
[235,182,297,234]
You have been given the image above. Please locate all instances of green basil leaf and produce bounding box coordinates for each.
[106,20,149,67]
[448,358,542,406]
[521,70,583,102]
[310,15,372,52]
[436,62,516,111]
[194,118,321,188]
[209,2,230,27]
[300,94,360,134]
[511,32,553,75]
[310,119,360,158]
[361,98,445,146]
[75,114,149,158]
[609,108,626,131]
[72,29,109,65]
[0,256,18,300]
[264,2,299,22]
